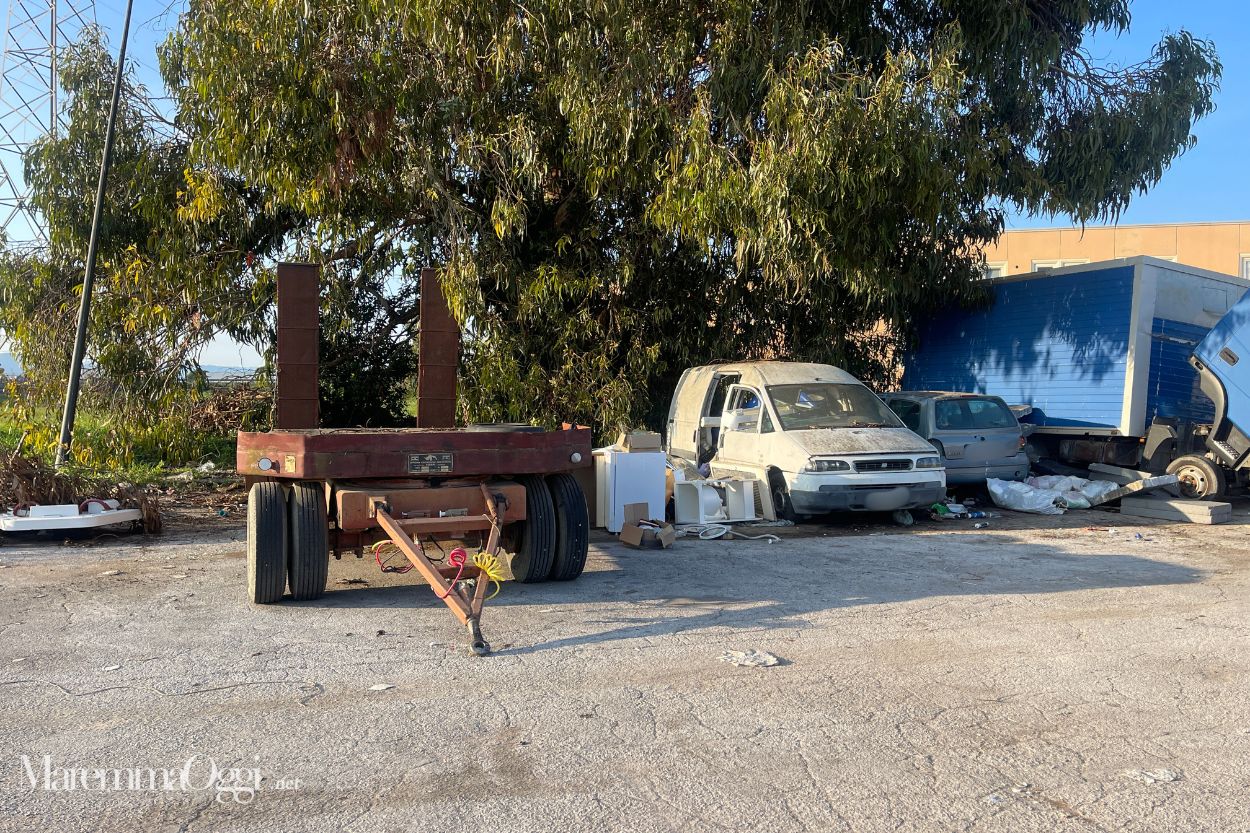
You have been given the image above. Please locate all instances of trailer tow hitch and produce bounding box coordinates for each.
[372,485,504,656]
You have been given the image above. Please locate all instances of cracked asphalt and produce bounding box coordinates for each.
[1,506,1248,832]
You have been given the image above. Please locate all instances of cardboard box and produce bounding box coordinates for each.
[614,430,662,452]
[618,501,676,548]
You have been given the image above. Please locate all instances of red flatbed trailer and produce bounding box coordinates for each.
[239,266,592,655]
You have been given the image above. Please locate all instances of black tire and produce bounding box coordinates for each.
[508,475,556,583]
[769,470,798,522]
[1166,455,1226,500]
[247,481,287,604]
[287,482,329,601]
[546,473,589,581]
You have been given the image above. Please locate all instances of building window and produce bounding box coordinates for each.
[984,261,1007,279]
[1241,255,1250,281]
[1032,258,1090,272]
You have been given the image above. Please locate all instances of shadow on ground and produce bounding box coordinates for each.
[304,529,1202,655]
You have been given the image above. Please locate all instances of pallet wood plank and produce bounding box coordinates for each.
[1089,475,1180,506]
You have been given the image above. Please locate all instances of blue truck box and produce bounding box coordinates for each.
[903,257,1250,441]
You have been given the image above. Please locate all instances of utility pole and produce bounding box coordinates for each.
[54,0,132,467]
[0,0,96,249]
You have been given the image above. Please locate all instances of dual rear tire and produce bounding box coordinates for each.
[508,473,589,583]
[246,481,328,604]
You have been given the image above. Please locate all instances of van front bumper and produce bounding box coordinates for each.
[788,472,946,514]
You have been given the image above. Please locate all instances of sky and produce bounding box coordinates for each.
[62,1,1250,365]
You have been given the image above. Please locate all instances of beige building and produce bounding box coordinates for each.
[983,221,1250,280]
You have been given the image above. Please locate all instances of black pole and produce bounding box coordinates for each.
[54,0,135,468]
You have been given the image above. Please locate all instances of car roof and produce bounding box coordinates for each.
[886,391,1007,401]
[695,361,862,386]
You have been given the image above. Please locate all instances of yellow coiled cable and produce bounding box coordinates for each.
[473,551,506,600]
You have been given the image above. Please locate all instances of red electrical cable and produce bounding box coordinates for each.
[435,547,468,599]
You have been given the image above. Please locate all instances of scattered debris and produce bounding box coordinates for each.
[99,569,122,576]
[1123,768,1183,785]
[718,649,782,668]
[675,524,780,543]
[102,664,121,671]
[335,577,369,586]
[368,683,396,691]
[12,657,27,663]
[620,503,677,548]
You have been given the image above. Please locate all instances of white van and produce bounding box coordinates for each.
[665,362,946,519]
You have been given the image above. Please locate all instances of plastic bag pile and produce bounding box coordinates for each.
[986,476,1119,515]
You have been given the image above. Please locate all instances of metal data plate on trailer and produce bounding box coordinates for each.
[407,452,454,474]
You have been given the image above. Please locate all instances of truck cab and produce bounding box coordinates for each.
[665,362,946,519]
[1190,287,1250,490]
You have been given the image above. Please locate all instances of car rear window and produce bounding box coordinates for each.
[934,398,1017,430]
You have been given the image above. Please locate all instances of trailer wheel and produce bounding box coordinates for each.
[546,473,589,581]
[1166,455,1226,500]
[247,481,287,604]
[287,482,329,601]
[508,475,556,583]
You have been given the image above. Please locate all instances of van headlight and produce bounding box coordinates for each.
[804,458,850,473]
[915,456,942,469]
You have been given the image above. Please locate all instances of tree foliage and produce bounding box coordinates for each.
[161,0,1219,434]
[0,27,418,459]
[0,4,1221,455]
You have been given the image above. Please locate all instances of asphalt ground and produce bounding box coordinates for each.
[1,502,1248,832]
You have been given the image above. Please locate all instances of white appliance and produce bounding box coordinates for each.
[593,448,666,532]
[674,479,759,524]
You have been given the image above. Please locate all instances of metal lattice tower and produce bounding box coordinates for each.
[0,0,95,251]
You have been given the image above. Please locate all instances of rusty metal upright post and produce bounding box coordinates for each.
[275,263,320,429]
[415,267,459,428]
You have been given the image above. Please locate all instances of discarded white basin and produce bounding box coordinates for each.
[0,500,142,532]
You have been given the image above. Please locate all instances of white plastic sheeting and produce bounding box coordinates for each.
[987,476,1119,515]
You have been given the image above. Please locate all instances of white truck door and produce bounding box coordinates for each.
[666,366,715,461]
[718,384,768,468]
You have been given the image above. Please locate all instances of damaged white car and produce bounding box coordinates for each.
[664,362,946,519]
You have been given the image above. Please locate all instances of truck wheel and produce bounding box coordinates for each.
[1166,455,1226,500]
[287,482,329,601]
[546,473,589,581]
[508,475,556,583]
[768,470,798,522]
[247,481,287,604]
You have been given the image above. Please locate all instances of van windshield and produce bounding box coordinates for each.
[767,383,903,431]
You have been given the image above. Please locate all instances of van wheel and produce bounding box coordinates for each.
[1166,455,1226,500]
[768,471,798,522]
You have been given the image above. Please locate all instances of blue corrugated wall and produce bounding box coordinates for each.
[903,266,1135,428]
[1148,319,1215,424]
